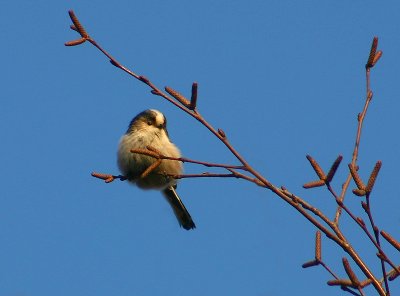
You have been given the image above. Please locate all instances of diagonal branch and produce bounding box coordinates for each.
[66,13,390,296]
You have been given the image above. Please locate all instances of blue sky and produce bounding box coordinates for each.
[1,1,399,295]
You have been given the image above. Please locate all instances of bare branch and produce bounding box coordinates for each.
[131,147,246,170]
[65,16,394,296]
[335,38,377,224]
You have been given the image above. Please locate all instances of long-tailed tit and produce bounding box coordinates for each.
[117,109,196,230]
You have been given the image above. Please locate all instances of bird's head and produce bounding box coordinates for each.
[127,109,168,136]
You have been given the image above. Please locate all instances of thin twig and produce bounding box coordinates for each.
[334,38,379,224]
[168,172,238,179]
[130,148,246,170]
[365,193,391,295]
[335,91,373,223]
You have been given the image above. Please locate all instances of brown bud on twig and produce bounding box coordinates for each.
[306,155,326,180]
[327,279,354,287]
[302,260,319,268]
[139,76,150,84]
[361,201,369,211]
[342,257,360,287]
[91,172,112,180]
[151,89,162,96]
[70,25,78,32]
[352,189,366,196]
[348,164,365,190]
[303,180,325,189]
[165,86,191,107]
[365,161,382,193]
[372,50,383,66]
[381,230,400,251]
[91,172,117,183]
[376,252,387,261]
[367,90,373,103]
[356,217,366,227]
[326,155,343,183]
[65,38,87,46]
[140,159,162,178]
[366,36,378,69]
[68,10,89,38]
[109,59,119,67]
[315,231,321,261]
[389,269,400,281]
[190,82,198,110]
[218,128,226,138]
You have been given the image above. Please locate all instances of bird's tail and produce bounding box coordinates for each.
[162,186,196,230]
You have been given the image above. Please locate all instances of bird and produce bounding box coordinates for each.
[117,109,196,230]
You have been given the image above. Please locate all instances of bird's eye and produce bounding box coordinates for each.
[147,120,152,126]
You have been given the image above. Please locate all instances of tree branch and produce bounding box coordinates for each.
[66,13,395,296]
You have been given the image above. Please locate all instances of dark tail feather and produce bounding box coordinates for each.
[162,186,196,230]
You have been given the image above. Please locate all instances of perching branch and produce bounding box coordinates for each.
[66,11,398,296]
[131,146,246,170]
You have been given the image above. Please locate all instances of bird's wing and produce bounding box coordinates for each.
[162,186,196,230]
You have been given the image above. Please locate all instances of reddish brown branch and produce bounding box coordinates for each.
[130,147,246,170]
[327,180,399,284]
[168,172,238,179]
[66,15,392,296]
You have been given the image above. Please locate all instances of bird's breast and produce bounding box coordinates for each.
[117,131,182,189]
